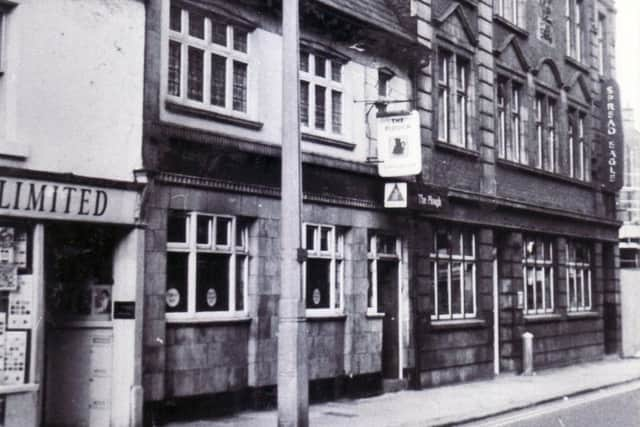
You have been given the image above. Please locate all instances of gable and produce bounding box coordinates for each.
[435,4,478,47]
[497,37,530,72]
[535,58,563,88]
[568,73,592,105]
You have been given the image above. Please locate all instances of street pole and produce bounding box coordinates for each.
[278,0,309,426]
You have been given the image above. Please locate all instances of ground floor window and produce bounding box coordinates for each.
[367,232,401,314]
[165,211,249,319]
[430,225,476,320]
[522,235,554,314]
[303,223,344,313]
[566,240,592,312]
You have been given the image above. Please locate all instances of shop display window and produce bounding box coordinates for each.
[0,223,34,387]
[46,224,118,323]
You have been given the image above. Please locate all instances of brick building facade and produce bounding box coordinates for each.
[139,0,622,421]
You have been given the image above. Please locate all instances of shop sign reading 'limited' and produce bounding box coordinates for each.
[0,177,138,224]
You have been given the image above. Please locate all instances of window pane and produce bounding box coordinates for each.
[463,231,474,257]
[320,227,331,252]
[437,262,450,316]
[235,255,246,311]
[210,53,226,107]
[450,229,461,256]
[569,268,577,310]
[367,261,374,308]
[451,262,462,315]
[536,268,544,310]
[526,267,535,310]
[233,61,248,112]
[331,62,341,82]
[170,5,182,32]
[235,220,247,250]
[315,56,326,77]
[305,226,315,251]
[378,236,397,255]
[188,11,205,39]
[300,81,309,126]
[166,252,188,312]
[187,47,204,101]
[211,21,227,46]
[331,90,342,133]
[335,261,342,309]
[168,41,181,97]
[315,86,326,130]
[544,267,553,309]
[167,211,187,243]
[438,87,448,140]
[196,254,229,311]
[197,215,210,245]
[216,217,231,246]
[233,27,248,52]
[300,51,309,72]
[435,230,450,256]
[464,263,474,314]
[306,259,330,309]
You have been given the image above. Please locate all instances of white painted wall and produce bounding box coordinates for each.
[0,0,145,182]
[158,1,413,164]
[621,269,640,357]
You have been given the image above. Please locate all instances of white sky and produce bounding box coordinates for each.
[616,0,640,125]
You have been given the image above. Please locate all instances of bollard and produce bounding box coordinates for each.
[522,331,534,376]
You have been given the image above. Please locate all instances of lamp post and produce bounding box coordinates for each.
[277,0,309,426]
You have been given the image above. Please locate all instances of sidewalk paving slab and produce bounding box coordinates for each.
[163,357,640,427]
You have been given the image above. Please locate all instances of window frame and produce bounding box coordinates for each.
[430,226,477,321]
[522,236,555,315]
[303,223,344,316]
[496,75,525,164]
[568,107,587,180]
[367,232,401,315]
[565,0,584,61]
[566,241,592,312]
[165,211,249,321]
[299,50,346,139]
[436,49,472,150]
[495,0,520,27]
[534,92,557,172]
[165,2,253,118]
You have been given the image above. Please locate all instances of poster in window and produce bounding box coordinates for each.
[0,264,17,291]
[8,275,33,329]
[3,331,27,385]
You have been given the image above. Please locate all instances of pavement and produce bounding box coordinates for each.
[164,357,640,427]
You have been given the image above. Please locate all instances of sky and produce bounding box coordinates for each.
[616,0,640,125]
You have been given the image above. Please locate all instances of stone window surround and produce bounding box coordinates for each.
[522,235,555,315]
[163,1,258,125]
[303,223,345,316]
[430,225,477,321]
[165,211,249,322]
[496,73,527,165]
[566,240,593,312]
[366,232,401,316]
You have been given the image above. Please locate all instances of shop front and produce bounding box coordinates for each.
[0,171,143,427]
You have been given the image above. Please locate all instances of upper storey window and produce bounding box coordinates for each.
[565,0,584,61]
[497,77,525,164]
[535,93,557,173]
[495,0,520,27]
[167,2,251,115]
[300,51,344,138]
[437,50,472,150]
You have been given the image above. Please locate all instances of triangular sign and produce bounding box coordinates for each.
[387,184,404,202]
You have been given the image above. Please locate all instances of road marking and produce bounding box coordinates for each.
[469,380,640,427]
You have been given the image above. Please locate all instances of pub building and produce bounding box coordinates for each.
[140,0,622,423]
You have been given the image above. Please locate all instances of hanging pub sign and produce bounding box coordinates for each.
[377,110,422,177]
[601,79,624,191]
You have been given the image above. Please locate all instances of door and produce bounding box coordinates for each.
[380,260,399,379]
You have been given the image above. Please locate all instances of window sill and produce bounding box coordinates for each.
[434,141,480,159]
[564,56,590,73]
[430,318,486,330]
[493,15,529,38]
[496,159,594,189]
[165,315,252,325]
[165,100,264,131]
[523,313,562,324]
[0,383,40,395]
[366,311,385,319]
[302,132,356,151]
[0,140,29,161]
[306,312,347,321]
[567,311,600,319]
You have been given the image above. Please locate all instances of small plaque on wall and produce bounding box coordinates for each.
[113,302,135,319]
